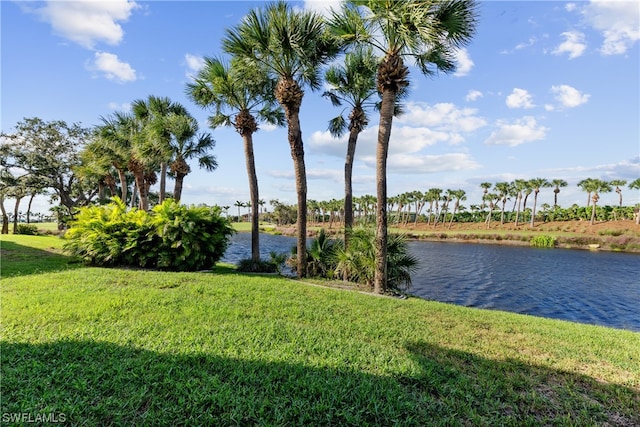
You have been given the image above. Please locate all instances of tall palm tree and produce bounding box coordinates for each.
[512,179,527,227]
[331,0,478,293]
[587,179,612,225]
[94,113,134,203]
[577,178,597,207]
[165,114,217,203]
[447,189,467,230]
[609,179,627,208]
[323,47,378,249]
[629,178,640,224]
[494,181,511,224]
[528,177,551,227]
[550,178,568,208]
[186,57,283,263]
[223,1,340,277]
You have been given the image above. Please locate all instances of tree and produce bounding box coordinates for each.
[224,1,340,277]
[132,96,190,204]
[577,178,597,207]
[494,182,511,224]
[528,178,551,227]
[186,56,283,263]
[512,179,527,227]
[165,114,218,203]
[447,189,467,230]
[609,179,627,208]
[629,178,640,225]
[583,179,612,225]
[331,0,478,293]
[550,179,568,208]
[0,117,96,222]
[323,47,379,250]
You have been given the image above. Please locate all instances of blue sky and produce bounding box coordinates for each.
[2,0,639,215]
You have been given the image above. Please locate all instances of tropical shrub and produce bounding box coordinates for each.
[530,235,556,248]
[63,198,234,271]
[15,224,39,235]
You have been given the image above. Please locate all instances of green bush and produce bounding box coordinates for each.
[530,235,556,248]
[15,224,39,235]
[63,198,234,271]
[236,258,278,273]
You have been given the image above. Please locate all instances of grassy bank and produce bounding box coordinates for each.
[1,234,639,425]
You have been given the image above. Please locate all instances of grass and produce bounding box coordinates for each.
[1,234,639,425]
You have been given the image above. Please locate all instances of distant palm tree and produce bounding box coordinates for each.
[186,57,283,262]
[224,1,339,277]
[448,189,467,230]
[550,178,568,207]
[494,182,511,224]
[609,179,627,207]
[585,179,612,225]
[528,177,551,227]
[629,178,640,224]
[512,179,527,227]
[577,178,597,207]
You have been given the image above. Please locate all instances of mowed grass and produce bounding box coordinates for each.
[1,235,639,425]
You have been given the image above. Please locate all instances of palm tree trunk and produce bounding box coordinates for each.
[0,196,9,234]
[117,168,128,203]
[344,126,358,251]
[374,89,396,294]
[173,174,185,203]
[243,132,260,263]
[283,105,307,278]
[159,162,167,203]
[530,192,539,227]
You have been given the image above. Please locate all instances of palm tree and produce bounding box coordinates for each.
[223,1,340,277]
[512,179,527,227]
[479,182,492,211]
[550,178,568,208]
[447,189,467,230]
[577,178,597,207]
[609,179,627,208]
[132,96,189,204]
[323,47,378,249]
[629,178,640,224]
[234,201,245,222]
[186,57,283,263]
[164,114,217,203]
[331,0,478,293]
[494,182,511,224]
[528,178,551,227]
[586,179,612,225]
[94,112,134,203]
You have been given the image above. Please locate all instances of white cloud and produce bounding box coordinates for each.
[303,0,342,17]
[551,85,590,108]
[107,102,131,111]
[453,48,474,77]
[89,52,137,83]
[184,53,205,79]
[361,153,481,174]
[506,88,535,109]
[32,0,138,49]
[552,31,587,59]
[485,116,548,147]
[465,90,483,102]
[565,3,577,12]
[583,0,640,55]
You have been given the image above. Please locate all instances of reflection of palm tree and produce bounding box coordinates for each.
[224,2,339,277]
[187,57,282,262]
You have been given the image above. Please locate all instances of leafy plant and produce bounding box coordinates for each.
[63,198,234,271]
[15,224,39,235]
[530,235,556,248]
[236,258,278,273]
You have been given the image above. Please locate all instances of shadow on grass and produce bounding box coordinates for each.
[0,240,82,278]
[2,340,637,426]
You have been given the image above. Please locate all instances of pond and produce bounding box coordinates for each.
[221,233,640,332]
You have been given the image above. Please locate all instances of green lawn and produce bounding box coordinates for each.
[1,234,639,425]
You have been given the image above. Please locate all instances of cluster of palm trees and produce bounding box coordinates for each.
[175,0,479,293]
[84,95,218,211]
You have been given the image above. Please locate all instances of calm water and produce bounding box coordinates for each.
[222,233,640,331]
